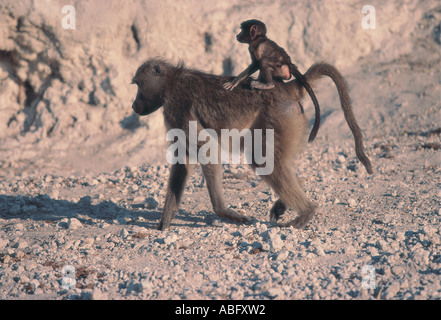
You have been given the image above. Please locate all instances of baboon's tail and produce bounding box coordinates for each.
[301,63,373,174]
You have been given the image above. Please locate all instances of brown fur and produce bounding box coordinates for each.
[131,58,372,230]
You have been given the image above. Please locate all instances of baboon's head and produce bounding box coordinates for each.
[236,19,267,43]
[131,60,166,115]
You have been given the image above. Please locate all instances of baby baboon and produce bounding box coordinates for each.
[223,19,321,142]
[131,58,373,230]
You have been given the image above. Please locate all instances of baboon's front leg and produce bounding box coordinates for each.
[157,163,194,230]
[202,163,251,223]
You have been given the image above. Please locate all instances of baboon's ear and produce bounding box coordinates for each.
[153,64,161,75]
[250,25,258,40]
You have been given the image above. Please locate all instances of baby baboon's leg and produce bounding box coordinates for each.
[202,163,251,223]
[250,63,275,90]
[158,162,195,230]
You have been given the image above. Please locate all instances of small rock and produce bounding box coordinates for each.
[275,249,290,260]
[384,282,400,299]
[58,218,68,228]
[240,226,254,237]
[164,234,178,245]
[13,223,24,231]
[28,279,40,292]
[145,197,159,209]
[376,240,388,251]
[395,231,406,241]
[212,219,223,227]
[3,254,11,264]
[67,218,82,230]
[264,230,284,251]
[25,261,38,271]
[81,237,95,248]
[343,245,356,255]
[257,223,268,234]
[270,237,284,251]
[261,242,271,251]
[12,240,28,249]
[253,280,272,292]
[0,239,8,250]
[348,198,357,208]
[422,226,435,237]
[18,274,30,284]
[265,287,284,299]
[120,228,129,239]
[140,279,153,292]
[391,266,403,275]
[314,246,326,256]
[412,249,430,265]
[336,155,346,164]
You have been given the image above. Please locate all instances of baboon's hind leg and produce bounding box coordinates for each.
[261,165,317,229]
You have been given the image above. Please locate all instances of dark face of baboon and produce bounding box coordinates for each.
[131,61,165,115]
[236,19,267,43]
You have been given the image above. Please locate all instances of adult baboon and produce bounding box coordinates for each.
[131,58,373,230]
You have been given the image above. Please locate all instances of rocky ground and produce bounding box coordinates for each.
[0,131,440,300]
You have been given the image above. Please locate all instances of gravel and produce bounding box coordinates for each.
[0,139,440,300]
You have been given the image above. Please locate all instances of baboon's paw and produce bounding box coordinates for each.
[277,213,312,229]
[216,208,251,223]
[157,221,170,231]
[270,200,286,222]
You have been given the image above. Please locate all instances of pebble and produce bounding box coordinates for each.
[14,223,25,231]
[163,234,178,245]
[265,287,284,299]
[384,282,401,299]
[412,249,430,265]
[12,240,28,249]
[275,249,290,260]
[264,230,284,252]
[67,218,83,230]
[391,266,403,275]
[0,239,8,249]
[348,198,357,208]
[120,228,129,239]
[336,155,346,164]
[145,197,159,209]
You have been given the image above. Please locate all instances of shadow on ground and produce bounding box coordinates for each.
[0,194,217,229]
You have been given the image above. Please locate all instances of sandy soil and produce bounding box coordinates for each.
[0,0,440,300]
